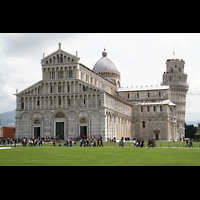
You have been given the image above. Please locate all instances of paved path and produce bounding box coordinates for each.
[0,147,11,150]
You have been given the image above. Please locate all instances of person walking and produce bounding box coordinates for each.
[121,137,124,147]
[53,139,55,146]
[14,138,17,147]
[100,137,103,147]
[186,139,189,147]
[133,139,136,147]
[141,138,144,147]
[119,140,121,147]
[59,139,62,146]
[80,138,82,147]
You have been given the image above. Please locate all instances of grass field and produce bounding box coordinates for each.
[0,142,200,166]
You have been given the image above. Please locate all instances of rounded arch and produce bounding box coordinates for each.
[78,110,89,117]
[32,112,41,119]
[54,111,65,118]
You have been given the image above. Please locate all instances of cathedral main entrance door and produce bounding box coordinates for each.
[56,122,64,140]
[34,127,40,138]
[80,126,87,139]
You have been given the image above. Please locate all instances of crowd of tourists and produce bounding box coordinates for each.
[0,136,195,149]
[0,136,105,147]
[0,137,18,147]
[79,137,103,147]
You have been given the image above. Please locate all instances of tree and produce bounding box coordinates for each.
[194,133,200,141]
[185,124,196,139]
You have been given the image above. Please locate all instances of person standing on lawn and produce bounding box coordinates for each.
[121,137,124,147]
[100,137,103,147]
[53,138,55,146]
[80,138,82,147]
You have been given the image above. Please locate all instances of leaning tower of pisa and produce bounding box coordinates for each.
[162,58,189,140]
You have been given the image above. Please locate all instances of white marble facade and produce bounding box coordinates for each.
[15,44,188,141]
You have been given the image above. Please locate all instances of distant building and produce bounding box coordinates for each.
[2,126,15,138]
[0,123,15,138]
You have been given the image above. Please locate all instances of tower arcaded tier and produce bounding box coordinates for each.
[162,58,189,140]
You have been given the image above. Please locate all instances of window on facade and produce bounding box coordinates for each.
[37,101,40,106]
[69,70,73,78]
[58,86,61,93]
[59,97,61,105]
[38,88,40,94]
[51,86,53,93]
[154,106,156,112]
[50,71,55,79]
[141,106,143,112]
[84,99,86,104]
[159,92,161,97]
[137,93,139,98]
[142,121,145,128]
[68,98,70,105]
[147,106,149,112]
[83,85,86,92]
[21,103,24,109]
[57,55,60,63]
[68,85,70,92]
[148,93,150,98]
[58,71,63,78]
[160,105,162,111]
[127,94,130,99]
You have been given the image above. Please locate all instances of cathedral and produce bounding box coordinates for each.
[15,43,189,141]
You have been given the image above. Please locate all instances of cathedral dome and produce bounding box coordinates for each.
[93,49,118,73]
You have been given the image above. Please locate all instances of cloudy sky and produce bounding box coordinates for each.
[0,33,199,125]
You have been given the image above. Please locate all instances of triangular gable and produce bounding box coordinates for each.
[41,48,80,62]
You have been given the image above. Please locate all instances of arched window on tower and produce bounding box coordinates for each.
[142,121,145,128]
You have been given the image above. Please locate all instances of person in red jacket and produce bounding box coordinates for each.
[53,139,55,146]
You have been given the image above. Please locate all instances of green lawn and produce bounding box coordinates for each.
[0,144,200,166]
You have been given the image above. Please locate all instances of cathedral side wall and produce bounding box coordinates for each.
[118,88,169,101]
